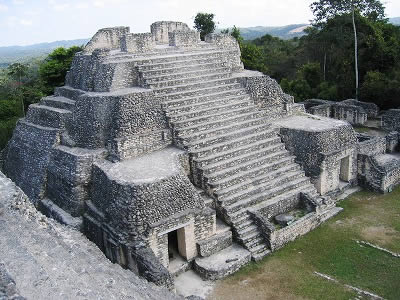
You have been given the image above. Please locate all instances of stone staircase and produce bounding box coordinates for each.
[25,95,76,130]
[136,49,319,260]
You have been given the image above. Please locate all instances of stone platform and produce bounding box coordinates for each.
[194,244,251,280]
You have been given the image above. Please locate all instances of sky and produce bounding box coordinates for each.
[0,0,399,47]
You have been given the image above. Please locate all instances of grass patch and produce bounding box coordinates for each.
[209,187,400,300]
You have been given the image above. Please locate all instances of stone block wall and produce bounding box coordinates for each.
[386,131,399,153]
[2,120,60,204]
[238,74,294,118]
[309,104,331,117]
[168,30,200,47]
[332,103,367,125]
[342,99,379,118]
[150,21,190,44]
[279,122,358,195]
[205,34,243,71]
[84,26,130,53]
[121,33,155,53]
[66,89,171,161]
[46,146,106,216]
[382,109,400,132]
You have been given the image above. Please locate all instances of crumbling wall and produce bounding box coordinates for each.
[382,109,400,132]
[150,21,190,44]
[168,30,200,47]
[84,26,129,53]
[121,33,155,53]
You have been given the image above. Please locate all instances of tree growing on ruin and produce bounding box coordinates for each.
[310,0,386,100]
[194,13,216,40]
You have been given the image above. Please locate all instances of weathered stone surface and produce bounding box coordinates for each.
[194,244,251,280]
[197,231,232,257]
[275,214,294,226]
[0,172,179,300]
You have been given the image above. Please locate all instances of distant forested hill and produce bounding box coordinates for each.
[390,17,400,25]
[235,24,310,40]
[0,39,89,67]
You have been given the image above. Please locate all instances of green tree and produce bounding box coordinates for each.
[7,63,28,116]
[39,46,82,94]
[311,0,386,99]
[194,13,216,40]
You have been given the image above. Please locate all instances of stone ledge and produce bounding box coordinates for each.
[197,230,232,257]
[194,244,250,280]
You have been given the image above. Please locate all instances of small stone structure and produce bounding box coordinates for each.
[1,21,399,294]
[302,98,379,126]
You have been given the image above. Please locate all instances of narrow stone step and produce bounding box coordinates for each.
[160,83,243,101]
[144,67,231,84]
[25,104,71,129]
[40,96,76,110]
[226,176,311,214]
[251,249,271,261]
[180,116,269,145]
[201,142,284,175]
[191,129,277,159]
[236,224,258,237]
[163,88,247,108]
[209,155,295,190]
[207,150,291,184]
[193,136,281,168]
[175,111,268,137]
[168,99,252,123]
[186,123,271,151]
[219,168,304,206]
[142,62,228,78]
[153,78,240,95]
[172,105,257,129]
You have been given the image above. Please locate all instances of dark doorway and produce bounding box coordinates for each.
[168,230,179,261]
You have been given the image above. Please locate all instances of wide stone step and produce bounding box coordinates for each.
[133,49,236,67]
[167,94,250,115]
[163,88,247,108]
[160,82,243,101]
[148,71,232,89]
[216,164,301,204]
[202,143,285,175]
[54,86,85,100]
[181,117,270,148]
[186,122,271,151]
[144,67,231,84]
[223,171,307,211]
[168,98,252,123]
[238,230,263,246]
[172,105,258,129]
[153,78,240,95]
[209,155,295,190]
[142,62,228,78]
[191,129,277,159]
[193,136,281,169]
[207,150,291,184]
[40,96,76,110]
[25,104,71,129]
[138,57,222,71]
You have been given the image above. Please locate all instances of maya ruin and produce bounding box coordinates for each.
[1,21,400,298]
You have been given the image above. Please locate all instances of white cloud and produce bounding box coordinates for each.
[75,2,89,9]
[20,19,32,26]
[93,0,105,7]
[53,3,70,11]
[12,0,24,5]
[0,4,8,12]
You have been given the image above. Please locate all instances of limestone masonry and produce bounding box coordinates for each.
[1,21,400,296]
